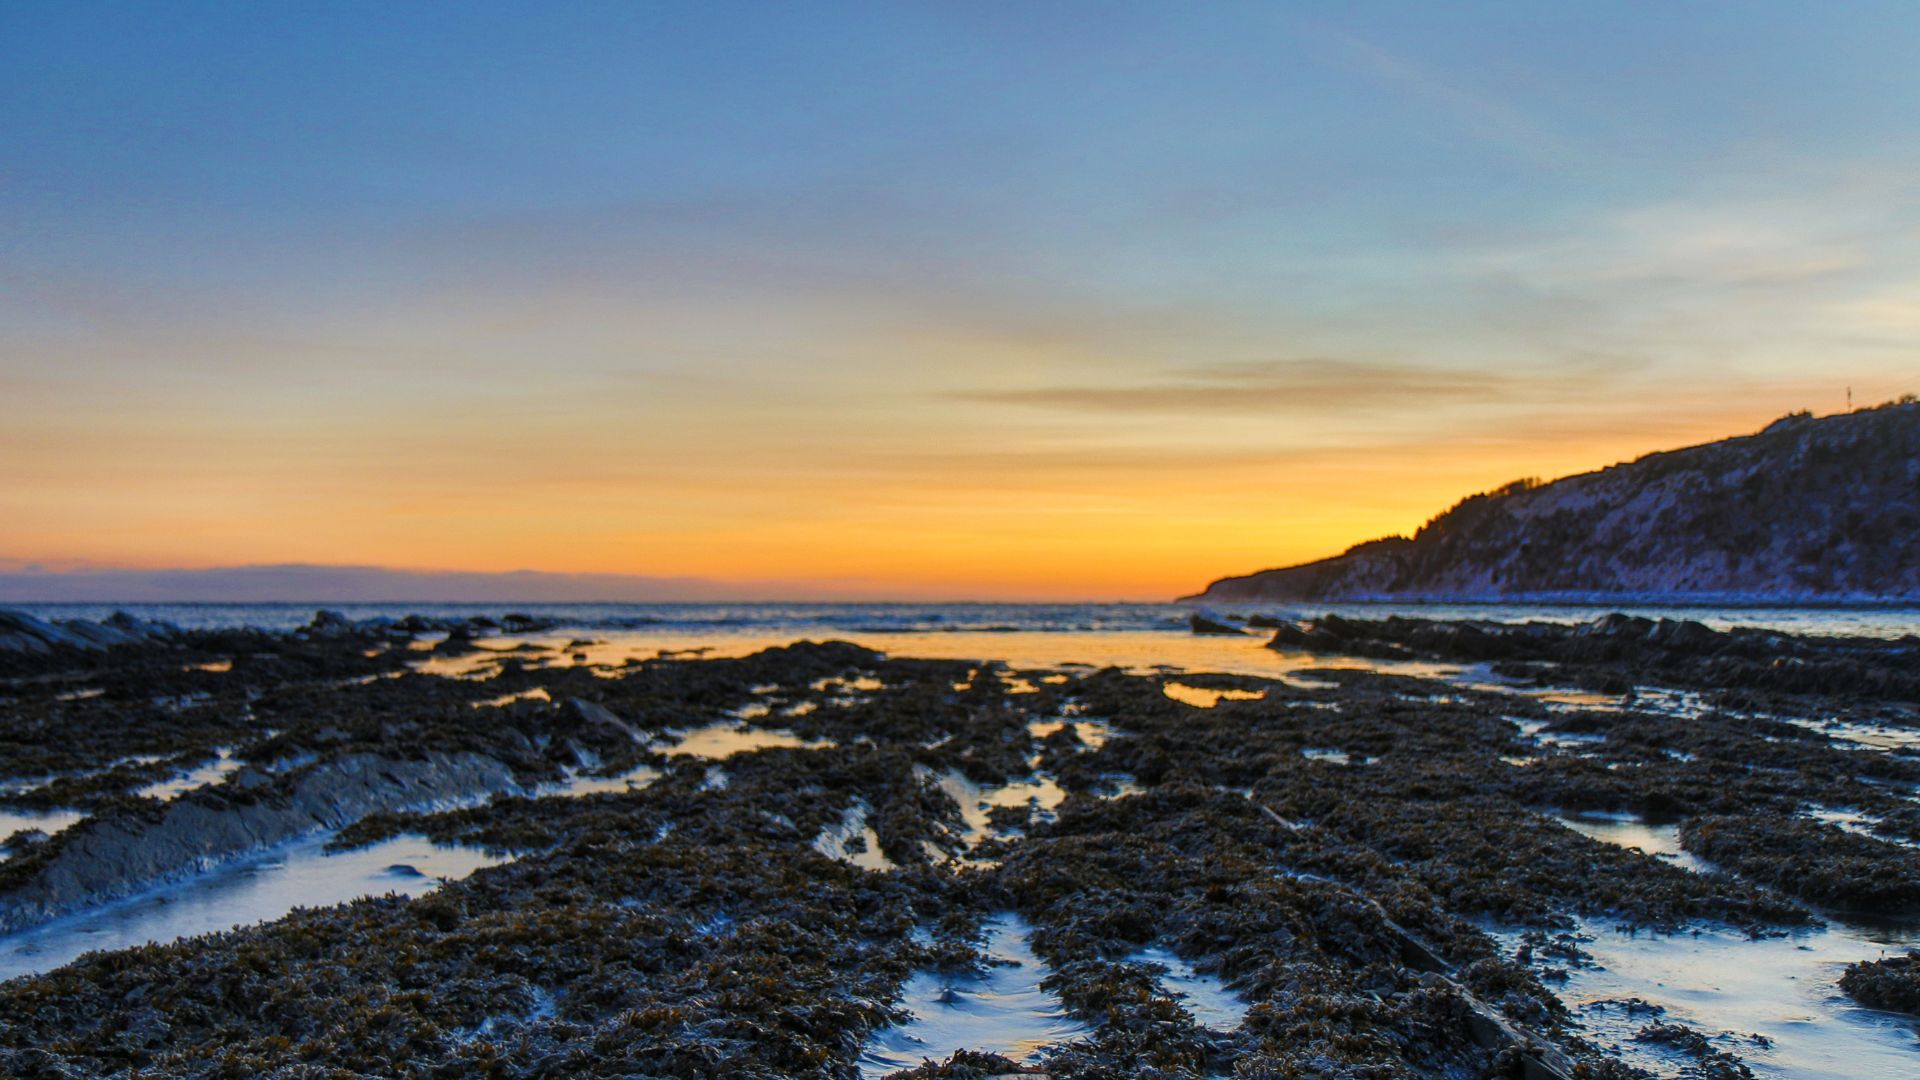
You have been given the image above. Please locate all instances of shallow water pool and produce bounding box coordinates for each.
[1498,913,1920,1078]
[859,914,1091,1077]
[1555,809,1711,874]
[0,807,87,859]
[0,833,507,983]
[656,722,835,759]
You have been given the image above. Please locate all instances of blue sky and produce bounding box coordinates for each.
[4,2,1918,598]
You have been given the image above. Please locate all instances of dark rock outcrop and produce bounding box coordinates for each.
[0,751,520,933]
[1260,611,1920,703]
[1841,952,1920,1014]
[0,609,181,655]
[1188,612,1246,635]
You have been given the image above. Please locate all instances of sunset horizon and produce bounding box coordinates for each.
[5,8,1920,1075]
[9,5,1919,603]
[0,398,1894,602]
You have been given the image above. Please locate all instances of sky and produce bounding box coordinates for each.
[4,2,1918,601]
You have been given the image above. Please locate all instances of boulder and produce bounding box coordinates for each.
[1189,612,1246,636]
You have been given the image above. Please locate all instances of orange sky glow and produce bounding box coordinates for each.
[5,7,1919,600]
[3,367,1885,599]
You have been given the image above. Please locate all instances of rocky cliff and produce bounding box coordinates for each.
[1189,401,1920,603]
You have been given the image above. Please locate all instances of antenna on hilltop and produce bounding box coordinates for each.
[1847,386,1853,411]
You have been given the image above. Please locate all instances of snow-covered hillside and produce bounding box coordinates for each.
[1190,401,1920,604]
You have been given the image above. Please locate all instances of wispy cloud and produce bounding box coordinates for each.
[1468,186,1891,290]
[1314,26,1581,168]
[0,563,906,603]
[949,358,1606,414]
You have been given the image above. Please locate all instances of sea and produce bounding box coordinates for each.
[11,600,1917,682]
[16,598,1920,638]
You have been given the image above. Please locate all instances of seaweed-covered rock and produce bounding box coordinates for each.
[1840,951,1920,1014]
[1678,816,1920,914]
[0,612,1913,1076]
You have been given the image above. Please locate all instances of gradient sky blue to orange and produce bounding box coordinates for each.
[4,2,1919,600]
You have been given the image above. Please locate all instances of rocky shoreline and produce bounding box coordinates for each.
[1189,401,1920,605]
[0,609,1916,1076]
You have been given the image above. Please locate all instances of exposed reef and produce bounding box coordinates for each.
[0,750,520,932]
[0,608,1916,1076]
[1840,952,1920,1014]
[1263,611,1920,705]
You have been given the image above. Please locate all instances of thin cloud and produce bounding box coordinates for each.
[1315,26,1581,169]
[949,358,1599,414]
[0,563,892,604]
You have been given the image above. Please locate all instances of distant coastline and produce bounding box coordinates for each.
[1194,594,1920,609]
[1190,402,1920,606]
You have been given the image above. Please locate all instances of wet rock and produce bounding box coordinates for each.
[0,609,180,656]
[1188,612,1245,635]
[501,612,554,634]
[1,828,49,857]
[303,609,355,636]
[1259,612,1920,705]
[564,697,646,743]
[1839,951,1920,1014]
[1634,1021,1755,1078]
[0,750,521,932]
[885,1051,1047,1077]
[0,616,1908,1077]
[1679,816,1920,913]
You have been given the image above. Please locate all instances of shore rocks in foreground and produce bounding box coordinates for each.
[0,750,520,933]
[1676,816,1920,914]
[0,611,1916,1076]
[1841,952,1920,1014]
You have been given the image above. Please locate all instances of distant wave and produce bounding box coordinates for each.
[5,600,1913,639]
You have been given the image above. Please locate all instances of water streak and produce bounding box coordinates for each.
[859,913,1091,1077]
[0,834,506,983]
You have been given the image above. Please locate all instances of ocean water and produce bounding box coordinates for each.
[11,599,1920,639]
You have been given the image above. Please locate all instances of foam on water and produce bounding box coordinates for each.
[18,601,1917,639]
